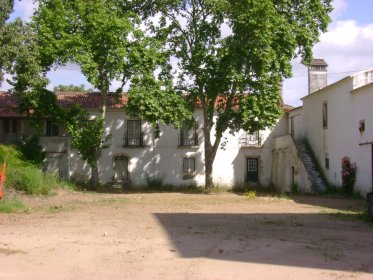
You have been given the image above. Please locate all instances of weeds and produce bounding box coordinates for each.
[244,190,256,199]
[0,196,28,213]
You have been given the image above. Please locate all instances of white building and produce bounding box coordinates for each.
[0,92,286,189]
[1,61,372,195]
[287,60,373,196]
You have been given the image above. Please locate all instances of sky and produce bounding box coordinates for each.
[4,0,373,107]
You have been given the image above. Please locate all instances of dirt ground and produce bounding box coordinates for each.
[0,190,372,280]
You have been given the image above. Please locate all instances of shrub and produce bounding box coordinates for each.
[18,136,46,166]
[0,145,73,195]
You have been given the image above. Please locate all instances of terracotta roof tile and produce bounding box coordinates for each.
[55,92,128,109]
[0,91,128,117]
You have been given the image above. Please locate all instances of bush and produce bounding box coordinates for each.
[0,145,72,195]
[18,136,46,166]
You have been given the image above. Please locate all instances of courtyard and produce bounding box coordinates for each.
[0,191,372,279]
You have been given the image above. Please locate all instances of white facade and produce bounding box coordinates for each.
[52,108,280,188]
[291,69,373,195]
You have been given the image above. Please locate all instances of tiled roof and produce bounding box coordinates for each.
[55,91,128,109]
[1,91,291,116]
[0,91,128,117]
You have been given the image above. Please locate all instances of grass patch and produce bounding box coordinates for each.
[244,190,257,199]
[0,196,28,213]
[319,207,372,224]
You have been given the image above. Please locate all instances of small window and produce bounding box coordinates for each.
[325,158,329,169]
[179,121,198,146]
[322,102,328,129]
[359,120,365,133]
[3,120,10,133]
[125,120,142,146]
[46,119,59,136]
[183,157,195,173]
[3,119,17,134]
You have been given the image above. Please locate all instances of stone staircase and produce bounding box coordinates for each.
[295,142,327,192]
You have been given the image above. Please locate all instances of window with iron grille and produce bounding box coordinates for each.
[179,121,198,146]
[125,120,142,146]
[239,130,261,147]
[183,157,195,173]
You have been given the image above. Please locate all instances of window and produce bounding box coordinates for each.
[3,119,17,134]
[325,157,329,169]
[125,120,142,146]
[46,119,59,136]
[179,121,198,146]
[359,120,365,133]
[239,131,261,147]
[322,102,328,129]
[3,120,10,133]
[183,157,195,173]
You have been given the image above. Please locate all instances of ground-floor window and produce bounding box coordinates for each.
[183,157,195,173]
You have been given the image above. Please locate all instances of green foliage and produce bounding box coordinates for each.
[245,191,257,199]
[18,136,46,166]
[0,145,73,195]
[145,174,165,189]
[130,0,332,187]
[54,84,92,92]
[34,0,137,92]
[0,196,27,213]
[291,182,300,194]
[65,112,111,168]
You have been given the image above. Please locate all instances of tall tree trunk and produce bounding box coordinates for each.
[91,161,99,188]
[202,103,221,190]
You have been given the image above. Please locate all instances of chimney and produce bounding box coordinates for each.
[308,58,328,94]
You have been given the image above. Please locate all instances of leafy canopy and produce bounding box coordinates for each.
[131,0,333,136]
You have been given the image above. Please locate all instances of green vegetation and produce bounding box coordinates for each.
[127,0,333,189]
[0,196,28,213]
[245,191,257,199]
[54,84,92,92]
[0,145,74,195]
[319,207,372,225]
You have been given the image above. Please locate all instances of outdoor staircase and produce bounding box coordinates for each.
[295,142,327,192]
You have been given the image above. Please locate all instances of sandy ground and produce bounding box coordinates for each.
[0,191,372,280]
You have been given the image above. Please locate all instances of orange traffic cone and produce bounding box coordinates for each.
[0,161,6,199]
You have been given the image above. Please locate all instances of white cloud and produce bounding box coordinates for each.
[283,19,373,106]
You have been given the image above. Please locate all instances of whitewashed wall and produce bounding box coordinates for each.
[302,72,373,195]
[65,108,278,188]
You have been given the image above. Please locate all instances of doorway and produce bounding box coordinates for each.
[247,158,259,182]
[113,155,129,183]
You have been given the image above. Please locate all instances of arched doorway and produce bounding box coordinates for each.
[113,154,129,184]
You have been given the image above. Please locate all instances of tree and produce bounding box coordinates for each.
[0,0,14,85]
[64,106,111,185]
[32,0,145,186]
[128,0,333,188]
[54,84,92,92]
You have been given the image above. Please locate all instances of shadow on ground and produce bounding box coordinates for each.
[154,212,373,273]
